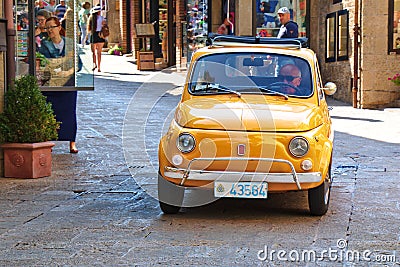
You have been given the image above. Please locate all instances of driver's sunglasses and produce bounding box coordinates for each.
[282,75,301,82]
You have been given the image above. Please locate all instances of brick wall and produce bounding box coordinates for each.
[0,3,4,176]
[0,52,4,177]
[119,0,128,53]
[175,0,186,70]
[131,0,141,57]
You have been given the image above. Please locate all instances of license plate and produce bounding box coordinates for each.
[214,181,268,198]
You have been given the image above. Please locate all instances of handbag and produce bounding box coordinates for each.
[99,24,110,39]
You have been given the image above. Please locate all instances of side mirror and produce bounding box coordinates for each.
[323,82,337,96]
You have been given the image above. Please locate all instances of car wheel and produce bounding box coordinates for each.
[308,168,331,216]
[158,172,184,214]
[159,201,181,214]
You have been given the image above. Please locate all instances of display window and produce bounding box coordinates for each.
[256,0,307,37]
[390,0,400,52]
[14,0,95,89]
[186,0,208,61]
[159,0,168,63]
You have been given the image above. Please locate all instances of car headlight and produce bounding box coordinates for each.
[177,133,196,153]
[289,137,309,157]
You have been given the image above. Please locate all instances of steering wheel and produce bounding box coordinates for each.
[268,82,300,92]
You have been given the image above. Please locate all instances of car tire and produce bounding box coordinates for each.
[158,172,184,214]
[308,168,331,216]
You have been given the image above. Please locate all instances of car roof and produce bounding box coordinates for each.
[193,36,316,62]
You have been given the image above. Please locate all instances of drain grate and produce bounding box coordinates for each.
[129,165,146,169]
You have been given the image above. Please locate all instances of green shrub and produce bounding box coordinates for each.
[0,75,60,143]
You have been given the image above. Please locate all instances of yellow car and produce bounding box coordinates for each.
[158,36,336,215]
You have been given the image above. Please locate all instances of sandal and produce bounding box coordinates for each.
[92,64,97,71]
[70,148,79,153]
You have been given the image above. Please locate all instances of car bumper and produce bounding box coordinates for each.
[165,166,321,183]
[162,157,322,190]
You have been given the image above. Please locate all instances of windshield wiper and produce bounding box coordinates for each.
[194,82,242,97]
[257,86,288,100]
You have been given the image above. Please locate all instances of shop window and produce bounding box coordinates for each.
[326,10,348,62]
[14,0,94,89]
[186,0,209,61]
[389,0,400,52]
[255,0,307,37]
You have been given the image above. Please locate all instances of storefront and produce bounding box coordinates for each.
[179,0,308,64]
[255,0,307,37]
[138,0,175,67]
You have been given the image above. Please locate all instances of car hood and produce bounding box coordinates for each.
[175,97,323,132]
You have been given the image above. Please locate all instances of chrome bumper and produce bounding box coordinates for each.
[164,157,322,190]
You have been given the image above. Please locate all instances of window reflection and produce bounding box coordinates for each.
[14,0,94,89]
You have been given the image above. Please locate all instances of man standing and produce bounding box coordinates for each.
[276,7,298,38]
[55,0,67,20]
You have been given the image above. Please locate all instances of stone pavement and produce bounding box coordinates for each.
[0,53,399,265]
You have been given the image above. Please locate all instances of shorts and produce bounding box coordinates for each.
[90,31,105,44]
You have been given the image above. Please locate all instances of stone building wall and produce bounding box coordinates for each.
[313,0,400,108]
[312,0,355,106]
[359,0,400,108]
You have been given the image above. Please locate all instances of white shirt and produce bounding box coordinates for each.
[53,38,64,55]
[96,16,104,32]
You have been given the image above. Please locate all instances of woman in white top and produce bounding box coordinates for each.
[88,5,106,72]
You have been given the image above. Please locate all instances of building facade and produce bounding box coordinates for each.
[0,1,6,175]
[112,0,399,108]
[1,0,398,174]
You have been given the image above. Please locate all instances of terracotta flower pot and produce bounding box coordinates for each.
[1,142,55,178]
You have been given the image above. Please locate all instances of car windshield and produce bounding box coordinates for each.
[189,52,313,98]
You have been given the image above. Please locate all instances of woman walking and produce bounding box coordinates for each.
[88,5,105,72]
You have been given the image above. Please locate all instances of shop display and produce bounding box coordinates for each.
[186,0,208,61]
[158,0,167,47]
[256,0,306,37]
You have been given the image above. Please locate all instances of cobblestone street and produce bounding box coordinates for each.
[0,54,399,266]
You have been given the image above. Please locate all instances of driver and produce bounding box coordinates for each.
[279,64,302,94]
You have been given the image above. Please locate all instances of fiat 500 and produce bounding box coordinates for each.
[158,36,336,215]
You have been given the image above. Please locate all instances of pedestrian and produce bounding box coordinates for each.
[276,7,298,38]
[44,0,56,16]
[88,5,106,72]
[34,9,50,48]
[39,16,79,153]
[18,12,29,30]
[78,2,91,46]
[34,0,45,16]
[217,14,232,35]
[55,0,67,21]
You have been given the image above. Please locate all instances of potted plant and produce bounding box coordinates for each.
[0,75,60,178]
[388,73,400,86]
[35,52,49,70]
